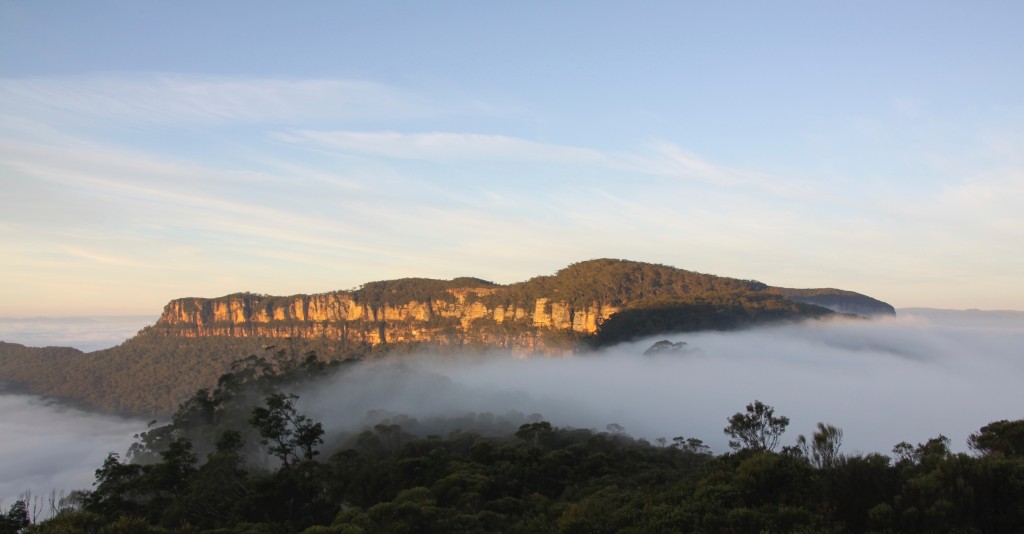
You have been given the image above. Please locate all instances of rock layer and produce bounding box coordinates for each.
[155,288,619,353]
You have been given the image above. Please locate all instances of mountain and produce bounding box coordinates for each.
[153,258,893,349]
[0,259,894,416]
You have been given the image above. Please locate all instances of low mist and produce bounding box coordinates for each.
[0,393,145,506]
[300,312,1023,456]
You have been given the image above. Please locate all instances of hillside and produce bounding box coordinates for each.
[768,287,896,316]
[153,258,891,349]
[0,259,894,416]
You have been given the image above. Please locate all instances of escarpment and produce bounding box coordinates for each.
[151,259,895,353]
[155,288,620,353]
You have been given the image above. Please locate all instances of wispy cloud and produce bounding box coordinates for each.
[0,74,436,125]
[59,246,143,267]
[1,72,1021,312]
[280,130,607,163]
[620,142,828,202]
[628,143,753,186]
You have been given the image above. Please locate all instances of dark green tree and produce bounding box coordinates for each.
[515,421,555,448]
[724,400,790,452]
[796,422,844,468]
[249,393,324,468]
[181,430,250,529]
[671,436,712,454]
[0,500,29,534]
[151,437,197,494]
[83,453,146,519]
[968,419,1024,458]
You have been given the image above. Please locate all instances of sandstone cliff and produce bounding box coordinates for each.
[155,285,619,354]
[151,259,894,353]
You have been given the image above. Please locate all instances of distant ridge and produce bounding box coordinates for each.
[897,308,1024,328]
[899,307,1024,316]
[0,259,895,416]
[768,287,895,316]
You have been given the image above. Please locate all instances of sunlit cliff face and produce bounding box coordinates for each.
[160,292,616,330]
[156,290,618,352]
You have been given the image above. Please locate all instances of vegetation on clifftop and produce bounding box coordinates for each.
[477,259,767,310]
[354,277,498,308]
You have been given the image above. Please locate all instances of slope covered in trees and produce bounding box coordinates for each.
[480,258,768,309]
[0,337,353,417]
[767,287,896,316]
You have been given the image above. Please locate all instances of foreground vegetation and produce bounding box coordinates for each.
[5,350,1021,534]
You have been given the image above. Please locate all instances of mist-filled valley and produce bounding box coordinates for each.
[0,393,146,507]
[303,311,1024,456]
[2,309,1021,518]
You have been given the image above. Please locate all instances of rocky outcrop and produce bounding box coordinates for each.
[155,288,619,354]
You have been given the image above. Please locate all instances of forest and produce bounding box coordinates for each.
[5,349,1022,534]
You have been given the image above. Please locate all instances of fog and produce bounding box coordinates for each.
[2,310,1021,506]
[0,316,156,352]
[300,311,1024,456]
[0,393,145,506]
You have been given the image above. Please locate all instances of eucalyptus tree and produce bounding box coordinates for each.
[724,400,790,452]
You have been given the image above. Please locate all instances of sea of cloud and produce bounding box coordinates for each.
[300,311,1024,456]
[0,393,146,508]
[2,310,1021,507]
[0,315,156,352]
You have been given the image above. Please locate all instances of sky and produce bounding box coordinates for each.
[1,1,1022,316]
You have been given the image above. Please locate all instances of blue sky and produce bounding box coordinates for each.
[1,1,1022,315]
